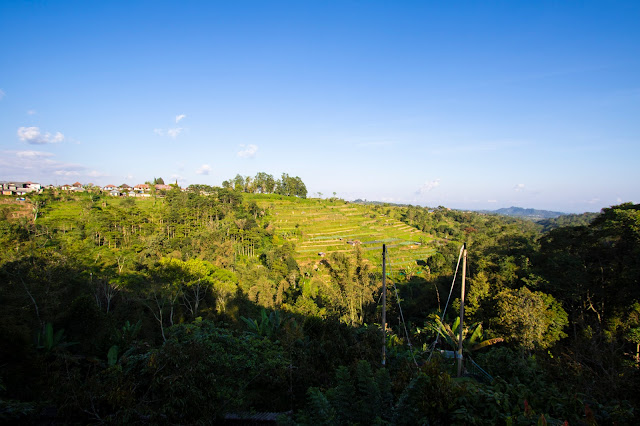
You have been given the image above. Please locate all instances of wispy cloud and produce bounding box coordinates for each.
[587,197,601,204]
[167,128,183,138]
[170,174,187,186]
[54,170,80,177]
[154,115,187,138]
[16,150,55,159]
[87,170,109,178]
[0,150,105,183]
[0,89,5,100]
[17,126,64,144]
[237,144,258,158]
[196,164,211,175]
[27,109,36,115]
[513,183,525,192]
[356,141,395,147]
[417,179,441,195]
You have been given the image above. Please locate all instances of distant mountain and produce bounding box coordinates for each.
[487,206,567,220]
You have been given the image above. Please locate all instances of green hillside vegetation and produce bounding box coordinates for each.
[490,206,567,220]
[247,194,436,270]
[1,184,639,424]
[537,212,599,232]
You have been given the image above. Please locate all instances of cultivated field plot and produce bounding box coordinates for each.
[0,197,33,220]
[249,195,437,271]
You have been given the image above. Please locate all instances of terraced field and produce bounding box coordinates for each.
[249,195,438,272]
[0,198,33,220]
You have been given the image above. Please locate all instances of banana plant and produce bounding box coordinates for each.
[427,315,503,354]
[36,322,78,352]
[240,309,282,340]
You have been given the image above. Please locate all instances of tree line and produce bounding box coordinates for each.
[222,172,308,198]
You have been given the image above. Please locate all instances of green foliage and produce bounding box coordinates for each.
[298,387,336,426]
[393,361,463,425]
[275,173,308,198]
[1,192,639,423]
[241,309,282,340]
[319,247,376,326]
[492,287,568,351]
[36,323,78,352]
[299,360,392,425]
[221,171,306,197]
[107,345,118,366]
[426,315,504,354]
[538,212,597,232]
[0,396,37,422]
[122,320,288,422]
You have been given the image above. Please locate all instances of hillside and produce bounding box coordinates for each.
[489,206,567,220]
[247,194,439,271]
[1,191,638,423]
[537,211,599,231]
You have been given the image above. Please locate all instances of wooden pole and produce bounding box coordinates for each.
[382,244,387,366]
[457,244,467,377]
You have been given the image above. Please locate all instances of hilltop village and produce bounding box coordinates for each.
[0,180,175,198]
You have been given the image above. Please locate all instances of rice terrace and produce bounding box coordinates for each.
[250,194,437,272]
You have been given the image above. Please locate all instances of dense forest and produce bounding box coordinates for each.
[1,182,638,424]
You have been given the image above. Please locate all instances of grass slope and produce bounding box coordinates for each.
[248,194,440,271]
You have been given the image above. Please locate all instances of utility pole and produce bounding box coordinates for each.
[382,244,387,366]
[457,244,467,377]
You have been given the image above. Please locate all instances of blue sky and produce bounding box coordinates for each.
[1,1,639,213]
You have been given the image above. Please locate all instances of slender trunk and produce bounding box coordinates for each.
[457,245,467,378]
[20,277,43,330]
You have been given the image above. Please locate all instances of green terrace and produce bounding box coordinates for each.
[247,194,439,272]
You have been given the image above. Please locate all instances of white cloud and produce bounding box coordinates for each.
[487,199,497,203]
[17,126,65,144]
[237,144,258,158]
[54,170,80,177]
[16,150,54,159]
[513,183,525,192]
[155,115,187,137]
[170,174,187,186]
[0,150,108,184]
[0,89,5,100]
[167,127,183,138]
[417,179,441,194]
[587,197,600,204]
[88,170,109,178]
[27,109,36,115]
[196,164,211,175]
